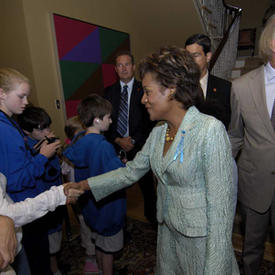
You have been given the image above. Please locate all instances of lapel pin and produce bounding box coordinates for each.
[213,88,217,92]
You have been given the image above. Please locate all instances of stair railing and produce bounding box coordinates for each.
[193,0,242,79]
[210,2,242,75]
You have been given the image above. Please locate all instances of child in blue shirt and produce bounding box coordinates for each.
[63,94,126,275]
[0,68,61,275]
[62,116,96,273]
[17,106,64,275]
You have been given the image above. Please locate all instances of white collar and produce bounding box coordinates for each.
[264,62,275,83]
[200,71,209,98]
[120,77,134,92]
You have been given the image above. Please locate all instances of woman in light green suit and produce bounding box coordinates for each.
[65,46,239,274]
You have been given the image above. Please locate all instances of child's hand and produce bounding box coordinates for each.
[39,140,61,158]
[63,183,84,204]
[46,131,56,138]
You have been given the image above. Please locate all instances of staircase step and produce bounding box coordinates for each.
[235,59,245,69]
[231,56,264,79]
[244,56,263,68]
[231,69,241,79]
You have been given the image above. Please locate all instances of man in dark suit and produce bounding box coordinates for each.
[185,34,231,129]
[104,51,157,226]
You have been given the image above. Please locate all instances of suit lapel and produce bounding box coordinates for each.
[249,66,274,137]
[110,82,122,131]
[129,80,142,129]
[206,74,219,100]
[153,122,166,175]
[113,82,122,115]
[129,80,138,113]
[206,74,214,99]
[161,107,198,173]
[129,80,141,110]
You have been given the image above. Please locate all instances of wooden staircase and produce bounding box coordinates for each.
[231,56,264,80]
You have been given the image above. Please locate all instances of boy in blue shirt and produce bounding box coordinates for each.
[63,94,126,275]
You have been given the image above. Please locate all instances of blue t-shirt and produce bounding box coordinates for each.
[63,133,126,236]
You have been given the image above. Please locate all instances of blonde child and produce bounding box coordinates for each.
[62,116,98,273]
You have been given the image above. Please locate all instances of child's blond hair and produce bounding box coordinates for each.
[64,116,84,140]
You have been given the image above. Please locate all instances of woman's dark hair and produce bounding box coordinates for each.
[77,94,112,127]
[17,106,51,132]
[139,46,203,110]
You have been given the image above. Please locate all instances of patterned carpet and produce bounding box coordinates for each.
[58,218,274,275]
[58,218,157,275]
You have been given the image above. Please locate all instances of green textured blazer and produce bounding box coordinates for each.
[89,106,238,273]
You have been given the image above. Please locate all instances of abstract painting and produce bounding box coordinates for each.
[52,14,130,117]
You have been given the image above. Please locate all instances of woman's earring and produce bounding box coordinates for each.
[169,94,174,101]
[168,88,176,101]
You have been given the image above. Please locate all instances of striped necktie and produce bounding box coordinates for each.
[117,85,128,136]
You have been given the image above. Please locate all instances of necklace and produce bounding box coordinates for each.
[165,127,175,142]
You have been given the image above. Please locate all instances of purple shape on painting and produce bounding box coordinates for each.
[61,27,101,63]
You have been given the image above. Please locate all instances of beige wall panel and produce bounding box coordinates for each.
[4,0,203,139]
[0,0,38,104]
[228,0,270,29]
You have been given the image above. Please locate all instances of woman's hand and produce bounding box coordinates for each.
[63,180,90,197]
[0,216,17,270]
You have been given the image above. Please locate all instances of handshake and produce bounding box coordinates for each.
[63,180,90,204]
[0,177,90,271]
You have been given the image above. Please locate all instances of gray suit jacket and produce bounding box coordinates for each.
[229,65,275,213]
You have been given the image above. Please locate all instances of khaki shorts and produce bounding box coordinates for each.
[91,229,123,253]
[48,231,62,254]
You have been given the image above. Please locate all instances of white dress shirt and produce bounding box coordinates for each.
[200,71,209,99]
[264,62,275,117]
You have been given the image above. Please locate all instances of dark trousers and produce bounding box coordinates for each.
[240,195,275,275]
[138,170,157,225]
[11,247,31,275]
[22,218,52,275]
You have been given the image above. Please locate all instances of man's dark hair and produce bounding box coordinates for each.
[17,106,51,133]
[115,51,135,65]
[77,94,112,128]
[185,34,211,55]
